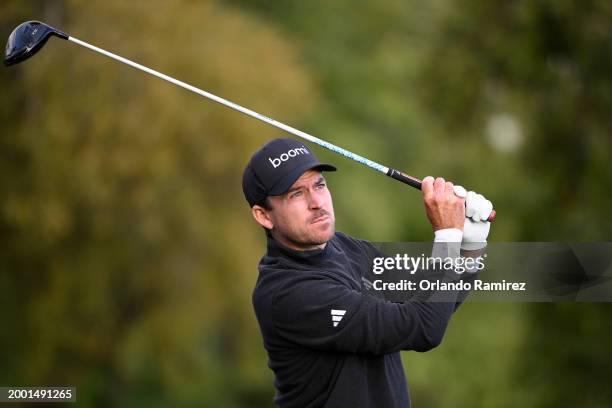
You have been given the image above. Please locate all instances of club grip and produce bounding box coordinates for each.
[386,168,497,222]
[387,168,422,189]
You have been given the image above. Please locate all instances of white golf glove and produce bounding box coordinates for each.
[453,186,492,251]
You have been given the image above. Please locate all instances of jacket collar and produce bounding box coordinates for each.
[266,234,334,264]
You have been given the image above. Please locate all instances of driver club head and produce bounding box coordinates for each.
[4,20,68,66]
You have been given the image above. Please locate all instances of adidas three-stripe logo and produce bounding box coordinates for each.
[331,309,346,327]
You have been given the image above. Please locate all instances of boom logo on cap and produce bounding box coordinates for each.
[268,147,310,168]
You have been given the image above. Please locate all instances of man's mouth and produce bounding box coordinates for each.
[311,213,330,224]
[312,216,328,223]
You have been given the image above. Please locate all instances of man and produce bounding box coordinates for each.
[242,138,492,407]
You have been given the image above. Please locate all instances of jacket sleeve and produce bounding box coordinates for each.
[271,272,459,356]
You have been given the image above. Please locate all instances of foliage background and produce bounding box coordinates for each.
[1,0,611,406]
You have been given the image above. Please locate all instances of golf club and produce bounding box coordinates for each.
[5,20,496,222]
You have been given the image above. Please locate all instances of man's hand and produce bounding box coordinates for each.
[421,176,465,231]
[453,187,492,251]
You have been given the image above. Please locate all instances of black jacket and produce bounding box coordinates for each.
[252,232,469,408]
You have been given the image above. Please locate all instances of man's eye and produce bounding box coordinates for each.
[290,191,302,198]
[316,182,327,189]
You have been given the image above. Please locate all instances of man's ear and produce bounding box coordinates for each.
[252,205,274,230]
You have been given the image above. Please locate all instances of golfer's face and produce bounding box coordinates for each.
[268,170,335,250]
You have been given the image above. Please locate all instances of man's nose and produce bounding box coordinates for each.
[308,190,323,209]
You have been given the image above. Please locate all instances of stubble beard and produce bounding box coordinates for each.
[275,215,335,250]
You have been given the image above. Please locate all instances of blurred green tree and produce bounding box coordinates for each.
[1,0,318,405]
[408,1,612,406]
[2,0,612,406]
[231,1,612,407]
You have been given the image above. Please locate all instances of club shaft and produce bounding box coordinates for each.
[68,37,393,174]
[67,36,496,222]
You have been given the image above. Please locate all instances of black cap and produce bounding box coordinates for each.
[242,138,336,207]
